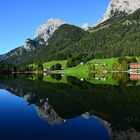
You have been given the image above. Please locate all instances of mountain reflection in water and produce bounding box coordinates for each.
[0,73,140,140]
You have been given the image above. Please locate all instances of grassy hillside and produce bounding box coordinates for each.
[55,58,118,78]
[43,60,67,69]
[43,56,140,77]
[29,60,67,70]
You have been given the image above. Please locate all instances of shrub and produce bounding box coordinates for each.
[50,63,62,70]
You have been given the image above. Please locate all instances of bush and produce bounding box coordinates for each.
[51,74,62,81]
[66,53,88,68]
[129,57,137,63]
[118,57,137,64]
[115,57,129,71]
[50,63,62,70]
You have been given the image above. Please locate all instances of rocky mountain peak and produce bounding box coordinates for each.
[35,18,65,43]
[23,39,35,51]
[97,0,140,24]
[82,23,89,31]
[0,18,66,62]
[22,18,65,52]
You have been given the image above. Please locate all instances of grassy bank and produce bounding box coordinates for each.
[54,58,119,78]
[43,60,67,69]
[29,56,140,78]
[29,60,67,70]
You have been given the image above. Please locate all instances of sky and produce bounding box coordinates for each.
[0,0,110,54]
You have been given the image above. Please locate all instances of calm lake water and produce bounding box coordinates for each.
[0,74,140,140]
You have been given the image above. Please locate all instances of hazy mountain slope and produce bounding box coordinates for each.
[0,39,40,65]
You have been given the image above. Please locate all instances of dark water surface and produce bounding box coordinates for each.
[0,74,140,140]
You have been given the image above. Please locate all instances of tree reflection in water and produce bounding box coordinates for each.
[0,73,140,140]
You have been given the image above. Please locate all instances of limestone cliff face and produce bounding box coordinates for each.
[35,18,65,44]
[98,0,140,24]
[23,18,65,51]
[82,23,89,31]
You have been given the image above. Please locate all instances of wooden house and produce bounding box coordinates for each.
[130,63,140,70]
[129,63,140,80]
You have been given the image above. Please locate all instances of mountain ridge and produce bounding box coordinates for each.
[97,0,140,25]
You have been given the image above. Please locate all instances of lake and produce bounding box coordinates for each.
[0,74,140,140]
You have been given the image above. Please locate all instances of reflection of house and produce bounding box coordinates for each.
[130,75,140,81]
[129,63,140,75]
[129,63,140,80]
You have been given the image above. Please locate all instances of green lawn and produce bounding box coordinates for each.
[29,60,67,70]
[56,57,140,74]
[29,57,140,79]
[43,60,67,69]
[55,58,118,76]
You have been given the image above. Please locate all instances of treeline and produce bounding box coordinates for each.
[0,62,43,74]
[0,63,31,74]
[0,64,17,74]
